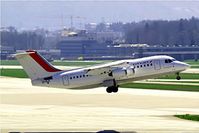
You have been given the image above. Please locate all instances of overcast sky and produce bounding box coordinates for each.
[1,0,199,30]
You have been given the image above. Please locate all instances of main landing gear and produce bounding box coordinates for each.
[176,72,181,80]
[106,86,119,93]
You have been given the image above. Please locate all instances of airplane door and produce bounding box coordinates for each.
[154,60,161,70]
[62,75,69,85]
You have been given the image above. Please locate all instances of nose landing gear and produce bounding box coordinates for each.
[176,72,181,80]
[106,86,119,93]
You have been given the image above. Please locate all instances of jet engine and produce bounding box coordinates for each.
[110,67,135,79]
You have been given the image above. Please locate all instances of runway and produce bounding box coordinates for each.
[0,77,199,133]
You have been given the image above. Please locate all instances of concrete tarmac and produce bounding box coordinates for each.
[0,77,199,133]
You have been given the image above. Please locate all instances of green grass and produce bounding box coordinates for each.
[1,68,199,92]
[0,60,20,65]
[174,114,199,121]
[120,83,199,92]
[191,65,199,68]
[149,80,199,84]
[157,73,199,79]
[184,60,199,65]
[1,68,198,80]
[0,69,28,78]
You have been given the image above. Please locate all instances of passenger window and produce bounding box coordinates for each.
[70,77,72,79]
[150,63,153,66]
[140,65,142,67]
[76,76,79,78]
[80,75,82,78]
[144,64,146,67]
[137,66,139,68]
[73,76,75,79]
[83,75,85,77]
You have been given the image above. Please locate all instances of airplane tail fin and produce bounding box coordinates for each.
[15,50,62,80]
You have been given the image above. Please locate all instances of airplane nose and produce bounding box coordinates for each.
[181,62,190,69]
[185,63,190,69]
[174,61,190,71]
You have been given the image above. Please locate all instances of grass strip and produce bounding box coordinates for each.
[184,60,199,65]
[1,69,199,79]
[174,114,199,121]
[146,80,199,84]
[0,60,20,65]
[1,69,199,92]
[157,73,199,79]
[120,83,199,92]
[191,66,199,68]
[0,69,28,78]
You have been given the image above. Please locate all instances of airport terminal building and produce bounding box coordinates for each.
[110,44,199,61]
[57,35,109,59]
[57,36,199,60]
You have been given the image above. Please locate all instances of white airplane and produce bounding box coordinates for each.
[15,50,190,93]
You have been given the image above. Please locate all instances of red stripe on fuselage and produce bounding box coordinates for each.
[28,52,61,72]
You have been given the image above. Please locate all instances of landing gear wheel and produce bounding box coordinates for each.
[176,76,181,80]
[106,86,119,93]
[106,87,112,93]
[112,86,118,93]
[176,72,181,80]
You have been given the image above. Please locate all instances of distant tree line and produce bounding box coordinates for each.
[109,17,199,46]
[1,17,199,50]
[1,27,44,50]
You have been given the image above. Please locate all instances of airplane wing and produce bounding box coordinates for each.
[84,60,131,75]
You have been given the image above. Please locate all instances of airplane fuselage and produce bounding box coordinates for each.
[32,55,189,91]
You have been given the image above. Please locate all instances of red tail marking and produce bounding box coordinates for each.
[28,51,61,72]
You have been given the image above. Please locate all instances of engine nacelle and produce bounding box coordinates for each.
[111,67,135,79]
[125,67,135,76]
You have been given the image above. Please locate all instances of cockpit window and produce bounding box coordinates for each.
[165,59,175,63]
